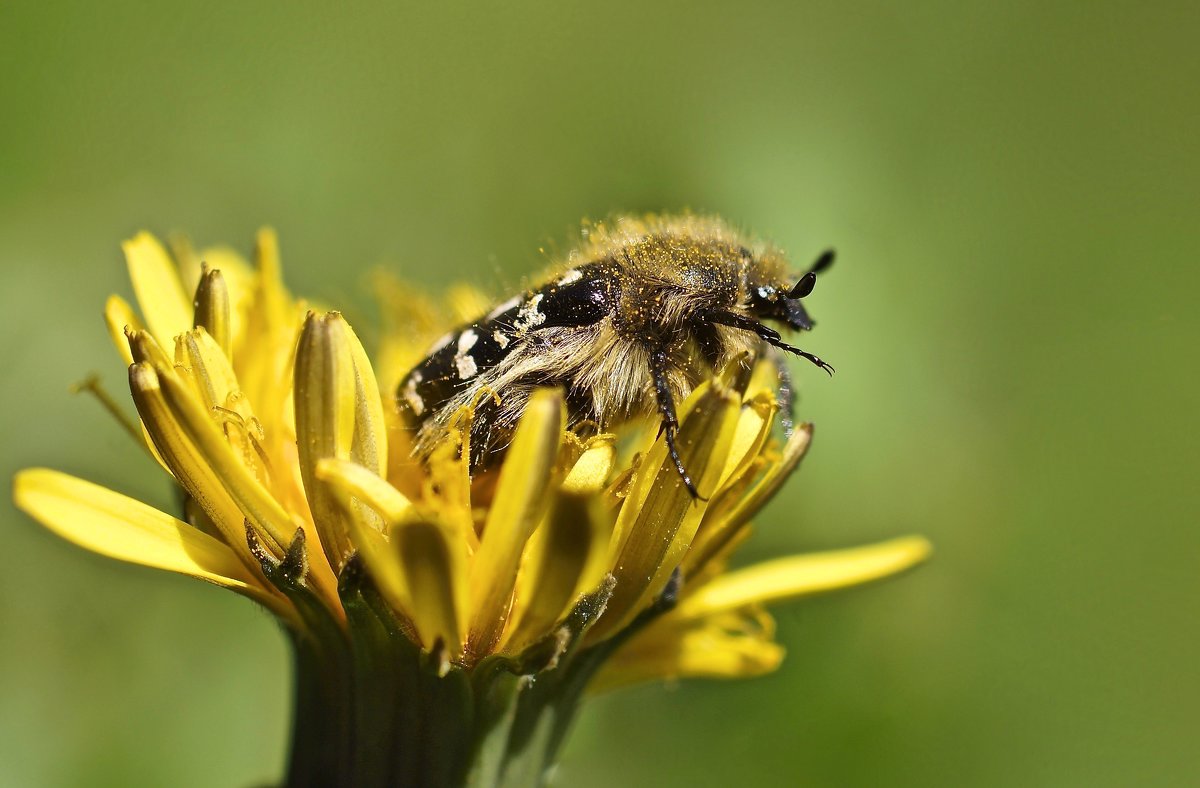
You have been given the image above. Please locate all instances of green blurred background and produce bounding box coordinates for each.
[2,1,1197,785]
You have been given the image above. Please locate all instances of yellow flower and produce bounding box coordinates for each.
[12,229,931,787]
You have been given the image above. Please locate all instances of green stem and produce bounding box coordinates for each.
[273,561,646,787]
[284,631,353,788]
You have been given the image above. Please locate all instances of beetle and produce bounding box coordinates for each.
[397,214,833,497]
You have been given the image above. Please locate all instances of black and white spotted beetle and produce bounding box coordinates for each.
[397,214,833,497]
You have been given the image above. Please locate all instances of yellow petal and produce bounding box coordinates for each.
[193,268,232,359]
[133,361,342,609]
[744,356,783,403]
[683,519,755,589]
[422,410,477,550]
[714,421,815,535]
[197,248,255,354]
[394,517,468,656]
[196,245,254,284]
[501,495,606,654]
[591,609,783,692]
[317,458,464,653]
[175,329,242,415]
[12,469,286,615]
[166,233,202,297]
[160,364,297,550]
[675,536,933,620]
[468,389,565,655]
[123,231,192,349]
[595,374,742,638]
[343,317,388,478]
[234,227,298,433]
[715,391,776,493]
[128,362,263,553]
[446,285,492,324]
[114,331,178,474]
[291,313,386,568]
[688,391,777,567]
[175,328,270,486]
[294,312,359,567]
[684,457,765,577]
[254,228,283,297]
[316,458,412,619]
[561,436,616,494]
[90,311,171,473]
[126,327,174,370]
[599,536,933,689]
[501,439,617,652]
[104,295,142,367]
[316,457,413,523]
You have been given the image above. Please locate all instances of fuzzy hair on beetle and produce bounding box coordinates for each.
[397,214,834,498]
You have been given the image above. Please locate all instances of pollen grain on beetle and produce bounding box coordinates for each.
[12,227,931,788]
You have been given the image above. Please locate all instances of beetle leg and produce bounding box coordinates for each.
[649,346,704,500]
[467,392,501,473]
[705,310,834,376]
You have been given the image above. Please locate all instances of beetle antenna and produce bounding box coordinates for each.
[787,272,817,299]
[786,249,835,299]
[809,248,835,275]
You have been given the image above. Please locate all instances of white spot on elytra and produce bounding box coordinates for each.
[493,330,509,349]
[557,269,583,285]
[454,330,479,379]
[456,354,478,379]
[457,330,479,354]
[402,372,424,416]
[487,296,521,320]
[513,293,546,334]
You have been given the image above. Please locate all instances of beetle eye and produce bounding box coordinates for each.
[788,271,817,299]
